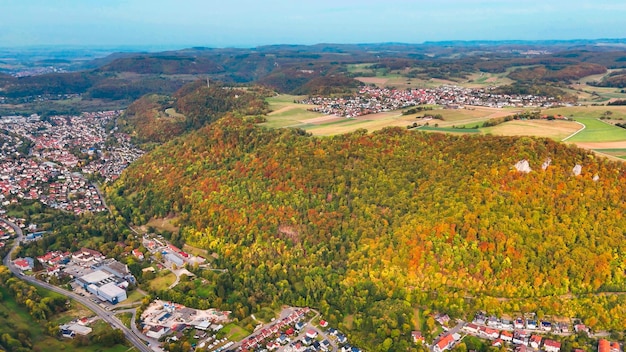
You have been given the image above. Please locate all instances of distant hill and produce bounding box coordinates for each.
[98,55,225,74]
[109,117,626,349]
[3,42,626,108]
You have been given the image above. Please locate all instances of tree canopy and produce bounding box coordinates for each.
[108,117,626,350]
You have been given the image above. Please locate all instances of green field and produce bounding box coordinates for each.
[566,117,626,142]
[220,322,251,342]
[262,95,322,128]
[125,289,146,303]
[116,312,133,329]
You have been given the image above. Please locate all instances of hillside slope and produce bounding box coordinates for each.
[120,81,270,143]
[109,118,626,349]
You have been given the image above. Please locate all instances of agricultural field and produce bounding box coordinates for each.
[264,95,522,136]
[565,117,626,143]
[463,71,515,88]
[262,94,323,129]
[263,95,626,161]
[483,119,581,140]
[569,70,626,103]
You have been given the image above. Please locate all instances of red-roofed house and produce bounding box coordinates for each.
[319,320,329,328]
[543,339,561,352]
[500,330,513,342]
[133,249,144,260]
[14,258,31,271]
[464,323,479,334]
[480,326,500,339]
[73,248,104,262]
[574,324,589,334]
[611,342,621,352]
[435,334,455,352]
[530,335,542,349]
[306,329,318,339]
[599,339,622,352]
[599,339,611,352]
[412,331,425,344]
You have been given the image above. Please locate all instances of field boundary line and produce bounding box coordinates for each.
[561,120,586,141]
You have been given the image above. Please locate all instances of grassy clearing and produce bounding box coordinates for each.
[125,289,145,303]
[148,270,176,291]
[221,322,250,342]
[193,278,215,299]
[413,308,423,331]
[116,312,133,329]
[146,217,180,233]
[51,300,94,325]
[164,108,186,119]
[346,63,376,74]
[182,243,208,257]
[78,236,105,250]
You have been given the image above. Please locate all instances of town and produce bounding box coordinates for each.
[0,110,143,214]
[300,86,565,118]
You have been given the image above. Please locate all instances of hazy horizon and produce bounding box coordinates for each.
[1,0,626,48]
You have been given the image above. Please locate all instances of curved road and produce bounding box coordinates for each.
[1,218,153,352]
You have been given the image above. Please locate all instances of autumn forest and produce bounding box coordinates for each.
[108,115,626,350]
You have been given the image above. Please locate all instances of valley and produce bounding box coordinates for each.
[0,41,626,352]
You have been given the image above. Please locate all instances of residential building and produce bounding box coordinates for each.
[435,334,455,352]
[529,335,542,349]
[412,331,425,344]
[544,339,561,352]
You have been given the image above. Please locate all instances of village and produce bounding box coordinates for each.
[419,312,621,352]
[300,85,565,118]
[0,110,143,214]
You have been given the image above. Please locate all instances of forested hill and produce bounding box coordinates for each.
[119,81,271,143]
[109,118,626,350]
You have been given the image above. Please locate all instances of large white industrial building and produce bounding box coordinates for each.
[78,269,128,304]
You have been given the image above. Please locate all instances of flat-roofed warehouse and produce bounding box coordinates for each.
[77,269,128,304]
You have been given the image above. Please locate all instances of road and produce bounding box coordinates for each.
[1,218,153,352]
[278,310,338,352]
[430,320,465,352]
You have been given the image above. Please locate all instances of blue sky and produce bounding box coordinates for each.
[1,0,625,48]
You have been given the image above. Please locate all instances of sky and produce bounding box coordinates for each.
[1,0,626,48]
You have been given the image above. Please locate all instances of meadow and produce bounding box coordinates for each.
[148,270,177,291]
